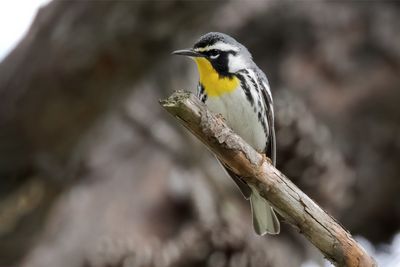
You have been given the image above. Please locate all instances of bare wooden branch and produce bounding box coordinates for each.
[160,91,377,267]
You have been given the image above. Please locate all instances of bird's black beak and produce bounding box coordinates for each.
[172,49,205,58]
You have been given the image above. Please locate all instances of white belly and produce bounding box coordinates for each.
[206,88,267,152]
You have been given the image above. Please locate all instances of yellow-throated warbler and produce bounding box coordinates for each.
[173,32,279,235]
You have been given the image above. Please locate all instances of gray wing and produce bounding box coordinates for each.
[255,68,276,166]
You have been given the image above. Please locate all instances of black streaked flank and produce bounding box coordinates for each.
[236,73,254,106]
[197,83,208,103]
[248,74,258,92]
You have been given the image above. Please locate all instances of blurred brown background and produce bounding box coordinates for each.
[0,1,399,267]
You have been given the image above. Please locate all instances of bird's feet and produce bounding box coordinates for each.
[261,153,273,165]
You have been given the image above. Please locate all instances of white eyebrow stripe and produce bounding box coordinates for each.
[194,42,239,52]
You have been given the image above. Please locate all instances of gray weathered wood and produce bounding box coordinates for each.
[160,91,377,267]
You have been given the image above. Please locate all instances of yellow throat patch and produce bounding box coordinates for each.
[194,58,239,97]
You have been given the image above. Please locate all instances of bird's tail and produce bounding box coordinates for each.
[249,184,280,235]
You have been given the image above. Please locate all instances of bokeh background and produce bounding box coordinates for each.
[0,1,399,267]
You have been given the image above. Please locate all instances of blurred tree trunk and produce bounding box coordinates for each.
[0,1,222,264]
[0,1,399,267]
[0,0,218,181]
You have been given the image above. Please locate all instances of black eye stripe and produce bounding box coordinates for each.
[203,49,219,57]
[201,49,237,57]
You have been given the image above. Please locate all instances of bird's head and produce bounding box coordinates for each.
[172,32,252,77]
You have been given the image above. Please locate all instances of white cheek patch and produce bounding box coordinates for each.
[195,41,240,53]
[228,54,248,73]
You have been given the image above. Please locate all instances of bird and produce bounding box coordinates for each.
[172,32,279,235]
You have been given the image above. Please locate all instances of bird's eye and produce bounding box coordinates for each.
[209,50,220,59]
